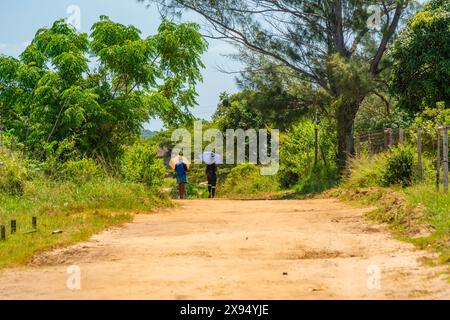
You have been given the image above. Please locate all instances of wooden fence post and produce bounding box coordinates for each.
[11,220,16,234]
[417,128,423,182]
[436,126,441,192]
[1,225,5,241]
[368,132,372,155]
[32,217,37,229]
[443,126,449,193]
[356,135,361,159]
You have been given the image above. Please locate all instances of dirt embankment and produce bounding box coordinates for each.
[0,199,449,299]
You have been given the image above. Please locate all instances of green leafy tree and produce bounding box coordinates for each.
[390,0,450,111]
[120,143,165,187]
[0,17,207,161]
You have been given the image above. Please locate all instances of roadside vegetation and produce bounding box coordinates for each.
[139,0,450,268]
[0,150,171,268]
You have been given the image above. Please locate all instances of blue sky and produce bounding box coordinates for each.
[0,0,242,131]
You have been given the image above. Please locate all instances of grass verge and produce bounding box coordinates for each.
[0,178,171,268]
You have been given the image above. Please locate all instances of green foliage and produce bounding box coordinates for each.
[407,184,450,235]
[0,17,207,163]
[355,99,415,132]
[414,105,450,130]
[382,145,415,187]
[295,164,339,195]
[213,92,265,131]
[120,143,165,187]
[0,153,27,195]
[233,62,315,131]
[0,177,171,268]
[326,54,374,102]
[168,179,209,199]
[62,158,103,183]
[346,145,415,188]
[345,154,388,189]
[222,163,279,197]
[390,0,450,111]
[149,0,414,168]
[346,140,438,190]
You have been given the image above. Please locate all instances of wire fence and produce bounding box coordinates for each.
[354,126,449,193]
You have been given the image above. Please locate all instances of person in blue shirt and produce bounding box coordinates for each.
[175,158,188,199]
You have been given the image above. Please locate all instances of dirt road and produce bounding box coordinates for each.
[0,199,448,299]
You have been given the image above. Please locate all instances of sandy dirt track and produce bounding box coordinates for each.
[0,199,449,300]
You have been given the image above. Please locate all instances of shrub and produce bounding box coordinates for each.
[345,145,416,189]
[0,153,27,195]
[382,145,415,187]
[62,158,103,183]
[120,144,165,187]
[345,154,388,188]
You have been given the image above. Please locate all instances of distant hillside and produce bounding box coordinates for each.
[141,129,155,139]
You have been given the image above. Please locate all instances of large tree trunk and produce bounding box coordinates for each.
[336,99,361,171]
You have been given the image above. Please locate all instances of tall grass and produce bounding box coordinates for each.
[220,163,280,198]
[405,185,450,264]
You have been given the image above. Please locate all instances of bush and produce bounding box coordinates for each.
[120,144,165,187]
[345,154,388,188]
[62,158,103,183]
[382,145,414,187]
[0,153,27,195]
[345,145,417,189]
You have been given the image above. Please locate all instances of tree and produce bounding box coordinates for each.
[390,0,450,111]
[143,0,413,169]
[0,17,207,161]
